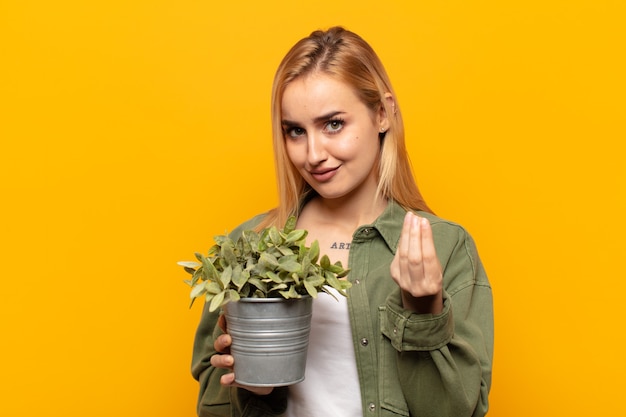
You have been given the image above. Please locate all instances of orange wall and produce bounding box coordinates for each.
[1,1,624,415]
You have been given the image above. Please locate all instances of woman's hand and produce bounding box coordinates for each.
[390,212,444,314]
[210,314,274,396]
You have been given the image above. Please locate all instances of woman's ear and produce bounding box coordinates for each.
[378,92,396,132]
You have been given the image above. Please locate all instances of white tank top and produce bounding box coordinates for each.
[281,289,363,416]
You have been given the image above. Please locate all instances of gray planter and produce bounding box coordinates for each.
[223,297,313,387]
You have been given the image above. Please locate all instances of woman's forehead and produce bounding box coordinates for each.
[281,74,364,118]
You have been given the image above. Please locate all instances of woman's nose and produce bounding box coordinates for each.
[306,133,327,166]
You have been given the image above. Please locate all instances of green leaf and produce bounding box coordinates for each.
[205,280,222,294]
[339,279,352,291]
[324,270,342,290]
[178,261,201,269]
[208,291,225,312]
[269,226,282,246]
[213,235,230,246]
[182,266,196,275]
[278,285,300,299]
[320,286,339,301]
[327,261,348,275]
[199,253,219,281]
[204,292,215,305]
[220,265,232,288]
[278,257,301,273]
[207,244,220,257]
[238,283,252,298]
[247,277,267,293]
[320,254,331,269]
[259,252,279,269]
[257,230,269,251]
[270,283,288,291]
[283,216,297,234]
[220,241,238,266]
[309,240,320,263]
[232,264,248,289]
[191,268,203,286]
[304,279,319,298]
[323,271,351,296]
[276,245,294,256]
[240,230,256,255]
[265,271,282,283]
[227,289,240,303]
[304,275,325,287]
[190,283,206,299]
[284,229,306,245]
[299,256,311,277]
[336,266,351,278]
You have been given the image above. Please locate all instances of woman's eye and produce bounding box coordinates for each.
[286,127,305,138]
[325,119,344,133]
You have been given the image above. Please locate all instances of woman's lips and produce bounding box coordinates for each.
[309,166,339,182]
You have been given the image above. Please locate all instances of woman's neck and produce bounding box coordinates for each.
[302,194,388,232]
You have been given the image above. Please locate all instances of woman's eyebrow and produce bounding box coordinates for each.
[281,111,345,127]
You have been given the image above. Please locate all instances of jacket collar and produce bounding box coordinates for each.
[369,200,407,255]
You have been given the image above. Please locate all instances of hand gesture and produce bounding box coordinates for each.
[390,212,444,314]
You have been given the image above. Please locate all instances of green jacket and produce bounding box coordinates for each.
[191,201,493,417]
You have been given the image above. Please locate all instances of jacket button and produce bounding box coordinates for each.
[360,338,369,347]
[368,403,376,412]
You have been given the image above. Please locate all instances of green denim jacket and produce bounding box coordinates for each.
[191,201,493,417]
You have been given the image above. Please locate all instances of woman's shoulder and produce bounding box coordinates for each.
[227,212,270,239]
[414,210,485,278]
[414,210,477,249]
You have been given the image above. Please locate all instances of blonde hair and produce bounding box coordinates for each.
[259,26,432,229]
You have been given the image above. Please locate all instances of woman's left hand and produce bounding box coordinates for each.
[390,212,444,314]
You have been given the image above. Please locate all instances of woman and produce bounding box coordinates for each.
[191,26,493,417]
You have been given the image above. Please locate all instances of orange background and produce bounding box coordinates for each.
[1,0,624,415]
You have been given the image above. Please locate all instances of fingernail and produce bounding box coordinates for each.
[414,217,421,230]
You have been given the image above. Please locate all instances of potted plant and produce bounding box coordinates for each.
[179,216,351,386]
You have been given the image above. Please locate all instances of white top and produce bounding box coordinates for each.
[281,289,363,416]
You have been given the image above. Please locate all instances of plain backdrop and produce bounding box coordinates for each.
[1,0,624,415]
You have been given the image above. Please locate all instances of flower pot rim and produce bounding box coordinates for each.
[232,296,312,304]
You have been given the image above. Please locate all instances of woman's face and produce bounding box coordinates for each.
[281,73,388,203]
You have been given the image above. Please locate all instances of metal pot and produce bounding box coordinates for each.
[223,297,313,387]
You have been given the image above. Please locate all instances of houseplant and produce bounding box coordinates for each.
[179,216,351,386]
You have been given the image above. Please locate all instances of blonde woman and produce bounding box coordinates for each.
[192,27,493,417]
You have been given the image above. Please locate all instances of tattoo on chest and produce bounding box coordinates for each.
[330,242,351,250]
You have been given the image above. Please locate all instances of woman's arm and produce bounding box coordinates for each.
[384,221,494,417]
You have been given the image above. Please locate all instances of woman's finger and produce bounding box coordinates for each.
[210,352,234,369]
[419,217,439,277]
[407,213,424,275]
[220,373,275,396]
[214,333,232,354]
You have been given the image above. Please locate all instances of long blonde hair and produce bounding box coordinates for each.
[259,26,432,229]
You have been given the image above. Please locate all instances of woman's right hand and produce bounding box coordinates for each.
[210,314,274,396]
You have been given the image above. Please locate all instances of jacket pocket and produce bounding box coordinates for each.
[198,402,230,417]
[378,307,410,416]
[197,375,232,417]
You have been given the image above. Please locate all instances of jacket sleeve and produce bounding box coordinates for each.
[382,223,494,417]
